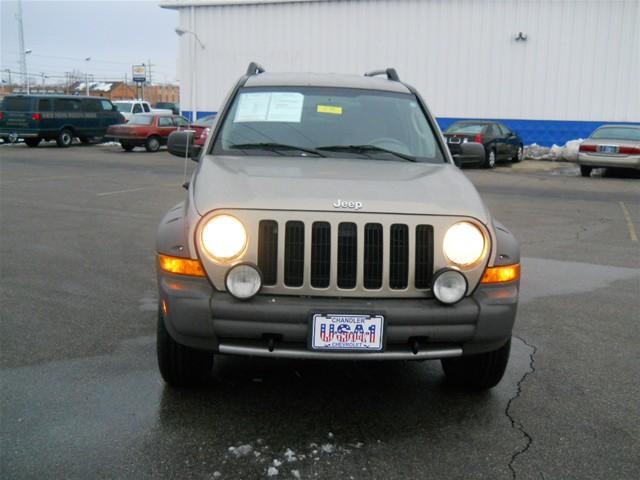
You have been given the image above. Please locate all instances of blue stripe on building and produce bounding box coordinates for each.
[182,111,639,147]
[436,118,640,147]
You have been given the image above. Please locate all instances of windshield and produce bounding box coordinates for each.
[212,87,445,163]
[127,115,154,126]
[590,127,640,141]
[445,123,485,134]
[113,102,132,113]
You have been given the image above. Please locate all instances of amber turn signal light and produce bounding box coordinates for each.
[481,264,520,284]
[158,254,207,277]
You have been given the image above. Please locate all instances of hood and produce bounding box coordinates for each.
[193,155,491,223]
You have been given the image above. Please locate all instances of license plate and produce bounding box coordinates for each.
[448,137,461,144]
[311,313,384,351]
[600,145,617,153]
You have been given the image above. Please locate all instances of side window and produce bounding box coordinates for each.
[83,100,101,112]
[100,100,113,111]
[158,116,173,127]
[142,103,151,113]
[487,124,500,137]
[174,116,189,127]
[132,103,143,114]
[38,99,52,111]
[54,99,82,112]
[500,124,512,136]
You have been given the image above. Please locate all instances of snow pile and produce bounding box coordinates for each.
[524,139,583,162]
[228,444,253,458]
[221,435,368,477]
[75,82,113,92]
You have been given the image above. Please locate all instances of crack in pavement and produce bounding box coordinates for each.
[506,335,538,479]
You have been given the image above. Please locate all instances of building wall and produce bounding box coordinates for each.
[169,0,639,145]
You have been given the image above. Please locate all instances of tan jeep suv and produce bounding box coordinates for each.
[157,63,520,390]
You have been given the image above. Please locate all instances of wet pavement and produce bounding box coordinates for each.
[1,144,639,479]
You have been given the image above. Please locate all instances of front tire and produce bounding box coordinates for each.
[145,135,161,152]
[157,308,213,388]
[56,128,73,148]
[441,338,511,390]
[484,148,496,169]
[580,165,592,177]
[25,138,41,148]
[512,145,523,163]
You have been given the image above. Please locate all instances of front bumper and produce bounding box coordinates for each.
[578,152,640,169]
[158,271,518,359]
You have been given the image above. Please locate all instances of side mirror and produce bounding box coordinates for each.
[452,142,485,167]
[167,130,202,162]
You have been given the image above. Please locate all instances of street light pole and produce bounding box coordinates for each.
[85,57,91,95]
[174,26,205,121]
[24,49,31,94]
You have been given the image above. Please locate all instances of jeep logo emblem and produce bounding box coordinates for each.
[333,199,363,210]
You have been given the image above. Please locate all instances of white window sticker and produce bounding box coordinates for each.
[235,92,271,122]
[234,92,304,123]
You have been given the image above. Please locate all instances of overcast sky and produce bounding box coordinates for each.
[1,0,179,85]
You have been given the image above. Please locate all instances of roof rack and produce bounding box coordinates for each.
[246,62,266,76]
[364,68,400,82]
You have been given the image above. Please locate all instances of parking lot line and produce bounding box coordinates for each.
[619,202,638,242]
[0,173,105,185]
[96,184,176,196]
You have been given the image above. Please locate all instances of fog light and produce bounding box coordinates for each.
[225,264,262,300]
[433,269,468,305]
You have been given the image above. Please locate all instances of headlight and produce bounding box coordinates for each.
[201,215,247,262]
[433,269,468,304]
[226,263,262,300]
[443,221,486,267]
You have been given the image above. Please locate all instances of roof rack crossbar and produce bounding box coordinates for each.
[364,68,400,82]
[246,62,266,76]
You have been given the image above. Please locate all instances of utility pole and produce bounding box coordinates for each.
[5,69,11,86]
[147,59,152,85]
[16,0,27,91]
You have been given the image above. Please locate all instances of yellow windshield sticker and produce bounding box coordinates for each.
[317,105,343,115]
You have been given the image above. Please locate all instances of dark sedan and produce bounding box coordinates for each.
[444,121,524,168]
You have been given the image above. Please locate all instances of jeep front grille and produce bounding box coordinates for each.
[257,218,434,294]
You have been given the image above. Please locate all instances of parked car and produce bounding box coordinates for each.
[578,125,640,177]
[443,121,524,168]
[155,102,180,115]
[189,113,217,146]
[112,100,172,121]
[156,63,520,391]
[106,113,190,152]
[0,94,124,147]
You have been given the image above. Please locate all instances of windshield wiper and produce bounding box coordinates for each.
[229,142,326,157]
[317,144,417,162]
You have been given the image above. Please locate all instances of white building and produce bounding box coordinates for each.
[161,0,640,146]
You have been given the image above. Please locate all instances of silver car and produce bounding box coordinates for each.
[578,125,640,177]
[157,63,520,390]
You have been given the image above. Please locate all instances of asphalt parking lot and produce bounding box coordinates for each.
[1,143,639,480]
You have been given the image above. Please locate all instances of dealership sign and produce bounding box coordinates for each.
[132,65,147,83]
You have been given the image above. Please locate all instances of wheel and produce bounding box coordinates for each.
[441,338,511,390]
[580,165,592,177]
[79,136,92,145]
[56,128,73,147]
[25,138,41,148]
[145,135,161,152]
[120,141,135,152]
[483,148,496,169]
[157,307,213,387]
[512,145,523,163]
